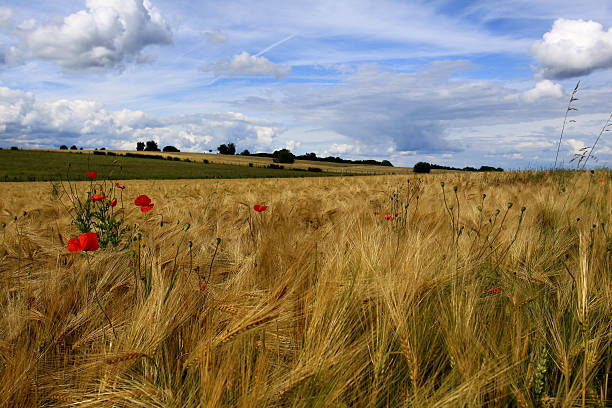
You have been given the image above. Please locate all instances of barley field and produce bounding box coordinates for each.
[0,170,610,407]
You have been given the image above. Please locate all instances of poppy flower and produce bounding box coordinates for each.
[598,178,606,183]
[91,193,105,202]
[384,215,394,221]
[66,232,99,252]
[86,171,97,179]
[67,238,82,252]
[79,232,99,251]
[199,283,206,291]
[109,199,117,207]
[373,211,380,215]
[486,287,503,294]
[140,204,154,213]
[134,195,152,206]
[394,213,400,217]
[115,183,125,189]
[253,204,268,213]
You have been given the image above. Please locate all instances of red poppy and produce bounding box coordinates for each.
[134,195,151,206]
[384,215,394,221]
[598,178,606,183]
[140,204,154,213]
[79,232,99,251]
[66,232,99,252]
[253,204,268,213]
[86,171,97,179]
[486,287,503,294]
[199,283,206,291]
[115,183,125,189]
[394,213,400,217]
[109,199,117,207]
[67,238,82,252]
[373,211,380,215]
[91,193,106,202]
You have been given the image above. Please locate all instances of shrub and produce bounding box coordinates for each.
[268,164,284,169]
[163,145,180,152]
[308,167,322,172]
[273,148,295,164]
[203,159,209,164]
[10,146,18,150]
[70,145,78,150]
[413,162,431,173]
[144,140,160,151]
[218,143,236,155]
[60,145,68,150]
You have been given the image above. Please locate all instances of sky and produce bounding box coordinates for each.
[1,0,612,169]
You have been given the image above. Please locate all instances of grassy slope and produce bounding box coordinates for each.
[0,170,610,406]
[37,149,412,175]
[0,150,347,181]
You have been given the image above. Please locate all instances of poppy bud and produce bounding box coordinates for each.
[216,238,222,245]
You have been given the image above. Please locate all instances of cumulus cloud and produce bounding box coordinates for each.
[21,0,172,71]
[203,51,290,79]
[521,80,564,103]
[0,86,282,150]
[532,19,612,79]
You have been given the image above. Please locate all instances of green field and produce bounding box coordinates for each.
[0,150,346,181]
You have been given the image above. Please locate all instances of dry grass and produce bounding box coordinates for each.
[0,170,610,407]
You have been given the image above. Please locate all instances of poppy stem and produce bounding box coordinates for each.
[86,253,116,339]
[206,238,221,288]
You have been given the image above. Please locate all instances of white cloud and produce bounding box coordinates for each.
[521,80,564,103]
[532,19,612,79]
[327,143,357,155]
[284,140,301,151]
[0,7,12,29]
[203,51,290,79]
[21,0,172,71]
[0,86,282,151]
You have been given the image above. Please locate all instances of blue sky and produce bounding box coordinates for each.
[1,0,612,168]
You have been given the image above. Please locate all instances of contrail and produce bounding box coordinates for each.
[255,33,296,57]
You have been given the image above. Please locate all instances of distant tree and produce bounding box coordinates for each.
[217,143,236,155]
[413,162,431,173]
[100,147,106,150]
[381,160,393,167]
[144,140,160,151]
[303,152,317,160]
[478,165,504,172]
[239,149,251,156]
[163,145,180,152]
[59,145,68,150]
[273,148,296,164]
[70,145,78,150]
[10,146,19,150]
[136,141,145,151]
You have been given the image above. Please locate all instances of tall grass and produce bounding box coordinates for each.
[0,171,610,407]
